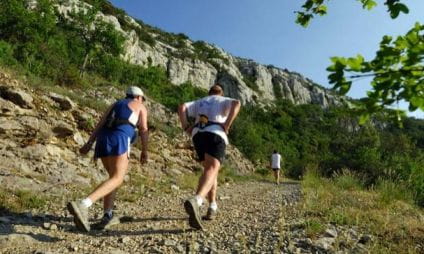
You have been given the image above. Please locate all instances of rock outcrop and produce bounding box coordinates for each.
[54,0,346,107]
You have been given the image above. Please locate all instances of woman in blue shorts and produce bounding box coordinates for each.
[67,86,149,232]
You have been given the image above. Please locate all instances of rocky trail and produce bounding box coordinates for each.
[0,181,302,253]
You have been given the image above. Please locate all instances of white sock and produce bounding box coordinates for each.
[80,198,93,208]
[195,195,203,207]
[209,201,218,211]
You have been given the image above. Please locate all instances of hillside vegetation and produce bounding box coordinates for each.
[0,0,423,253]
[1,0,423,207]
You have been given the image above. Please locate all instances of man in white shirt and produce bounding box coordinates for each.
[178,84,241,230]
[271,150,282,185]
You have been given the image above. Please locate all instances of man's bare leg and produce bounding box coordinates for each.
[273,170,280,184]
[207,177,218,203]
[196,154,220,199]
[184,154,220,230]
[277,170,280,184]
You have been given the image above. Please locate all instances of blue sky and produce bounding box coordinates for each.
[110,0,423,118]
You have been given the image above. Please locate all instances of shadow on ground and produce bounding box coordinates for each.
[0,208,63,243]
[1,208,193,238]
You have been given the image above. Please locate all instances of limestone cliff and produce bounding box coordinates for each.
[55,0,346,107]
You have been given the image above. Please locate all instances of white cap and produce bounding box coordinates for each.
[126,86,145,99]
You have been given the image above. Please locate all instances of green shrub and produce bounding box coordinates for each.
[272,81,283,98]
[375,179,414,204]
[0,40,17,66]
[410,165,424,206]
[332,169,364,191]
[242,75,260,92]
[304,218,325,236]
[255,168,269,176]
[56,65,82,87]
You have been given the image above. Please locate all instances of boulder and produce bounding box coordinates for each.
[52,121,75,137]
[0,86,34,109]
[0,118,24,133]
[49,92,76,110]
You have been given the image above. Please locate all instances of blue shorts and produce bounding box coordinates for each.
[94,130,131,158]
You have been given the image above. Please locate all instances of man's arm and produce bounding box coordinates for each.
[178,103,192,134]
[223,100,241,134]
[138,104,149,164]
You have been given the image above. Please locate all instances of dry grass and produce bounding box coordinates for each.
[176,172,200,190]
[0,188,47,213]
[300,171,424,253]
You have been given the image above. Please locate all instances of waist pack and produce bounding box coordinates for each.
[195,114,224,130]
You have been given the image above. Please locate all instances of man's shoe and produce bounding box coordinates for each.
[184,198,204,230]
[92,213,120,230]
[67,201,90,232]
[202,208,217,221]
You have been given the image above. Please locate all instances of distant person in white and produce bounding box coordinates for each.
[178,84,241,230]
[271,150,282,184]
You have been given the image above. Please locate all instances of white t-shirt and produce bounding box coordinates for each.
[271,153,281,169]
[184,95,236,145]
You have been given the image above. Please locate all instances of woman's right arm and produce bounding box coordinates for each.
[138,104,149,164]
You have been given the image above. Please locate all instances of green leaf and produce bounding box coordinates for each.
[381,35,392,45]
[389,4,401,19]
[410,96,424,110]
[339,81,352,95]
[359,113,370,125]
[295,12,312,27]
[346,55,364,71]
[361,0,377,10]
[397,3,409,15]
[302,0,314,10]
[314,5,327,16]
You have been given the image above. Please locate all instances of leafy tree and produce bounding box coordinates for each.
[62,0,125,77]
[296,0,423,122]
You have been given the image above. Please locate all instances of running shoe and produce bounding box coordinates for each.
[67,201,90,232]
[184,198,204,230]
[92,213,120,230]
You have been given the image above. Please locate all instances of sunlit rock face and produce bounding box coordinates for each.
[52,0,345,107]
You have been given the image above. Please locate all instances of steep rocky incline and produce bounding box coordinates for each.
[55,0,346,107]
[0,70,254,198]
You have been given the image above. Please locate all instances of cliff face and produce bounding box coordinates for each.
[56,0,345,107]
[122,25,342,107]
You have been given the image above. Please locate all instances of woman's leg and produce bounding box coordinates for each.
[101,156,117,213]
[87,153,129,203]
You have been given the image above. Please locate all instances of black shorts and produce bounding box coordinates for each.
[193,132,226,163]
[272,168,280,171]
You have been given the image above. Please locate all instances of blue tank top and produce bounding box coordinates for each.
[102,99,138,143]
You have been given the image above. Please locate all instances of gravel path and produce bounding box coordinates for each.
[0,181,301,253]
